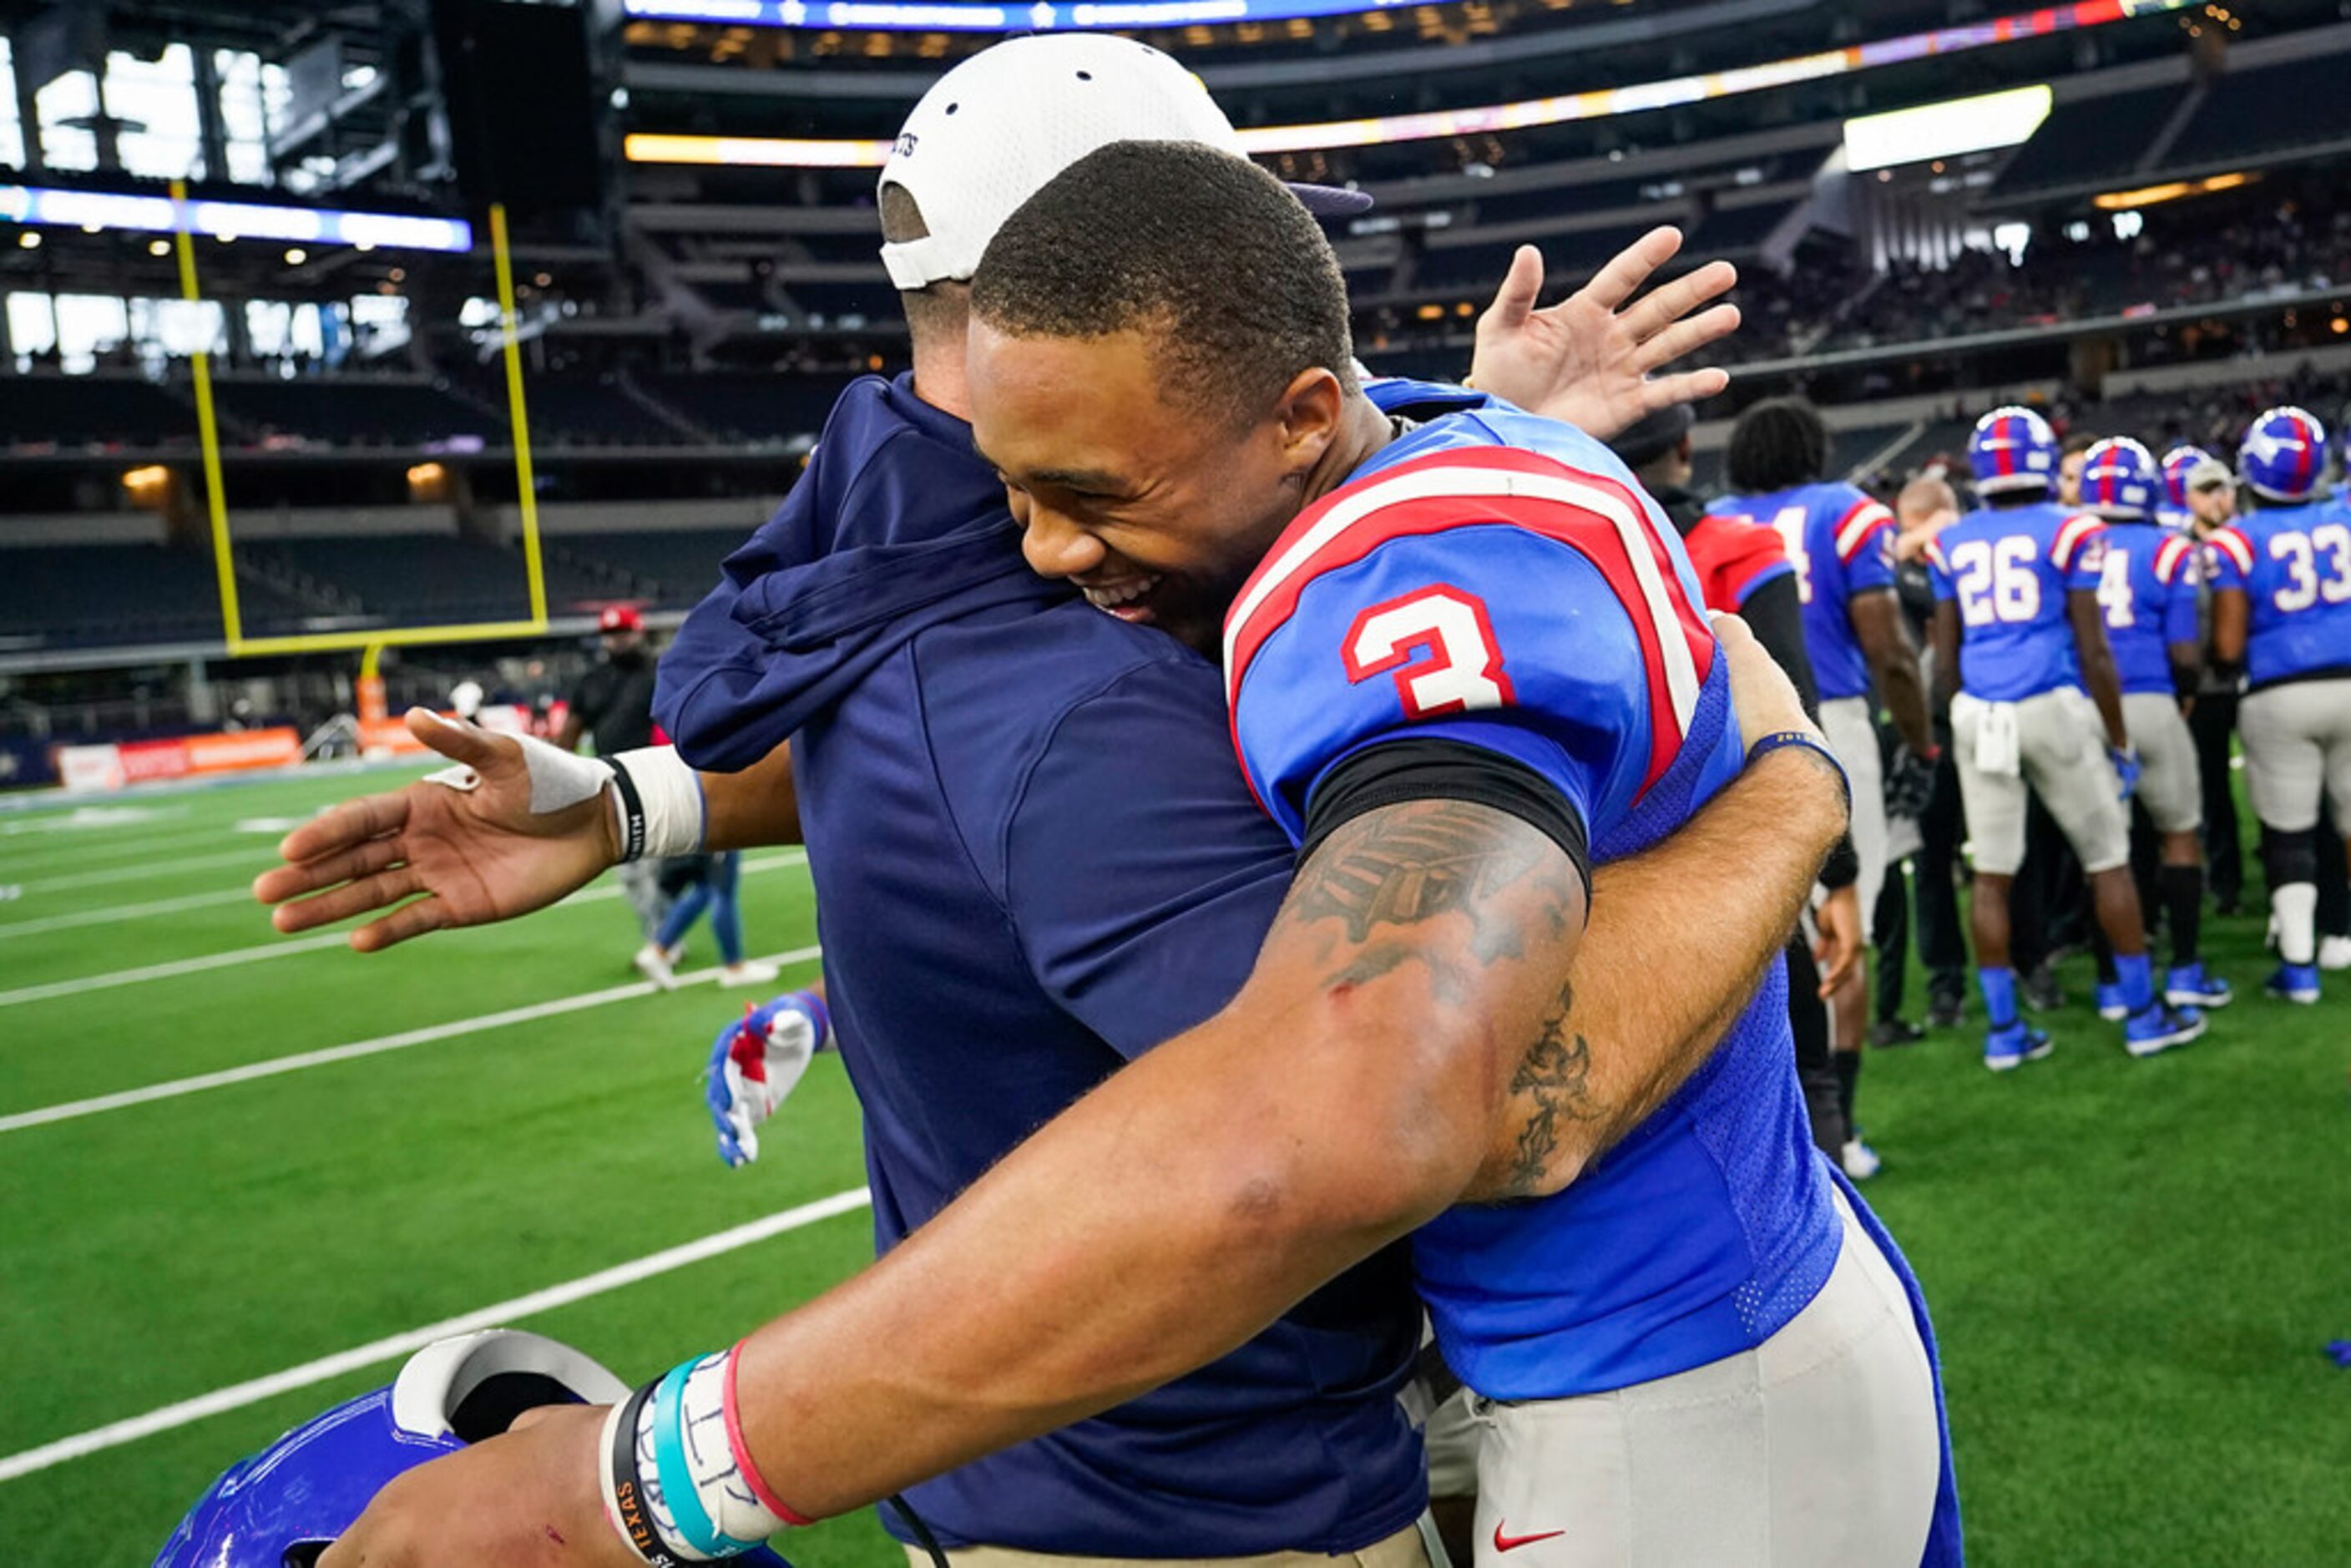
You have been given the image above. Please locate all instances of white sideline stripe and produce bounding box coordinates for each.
[0,851,809,1009]
[0,888,251,941]
[0,806,189,838]
[0,943,825,1133]
[22,847,276,893]
[0,1186,873,1485]
[0,826,227,868]
[0,931,349,1008]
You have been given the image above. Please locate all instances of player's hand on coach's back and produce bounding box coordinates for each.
[1467,228,1740,443]
[254,707,621,952]
[1712,612,1830,759]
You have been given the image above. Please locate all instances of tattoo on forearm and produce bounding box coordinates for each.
[1287,801,1566,956]
[1499,983,1601,1199]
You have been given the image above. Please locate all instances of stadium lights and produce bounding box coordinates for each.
[2091,170,2253,209]
[0,184,472,254]
[1843,85,2053,172]
[120,465,171,500]
[623,0,2198,164]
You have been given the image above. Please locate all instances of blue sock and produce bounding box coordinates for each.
[1978,967,2018,1030]
[2116,952,2155,1014]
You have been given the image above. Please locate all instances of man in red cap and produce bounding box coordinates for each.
[561,604,668,943]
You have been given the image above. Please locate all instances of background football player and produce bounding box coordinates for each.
[1925,407,2206,1067]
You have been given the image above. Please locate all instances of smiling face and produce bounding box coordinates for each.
[969,316,1345,656]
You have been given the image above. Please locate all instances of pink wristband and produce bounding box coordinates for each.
[724,1343,814,1528]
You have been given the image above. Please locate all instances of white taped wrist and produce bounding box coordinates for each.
[606,746,705,863]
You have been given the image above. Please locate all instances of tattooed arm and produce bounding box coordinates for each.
[705,794,1582,1519]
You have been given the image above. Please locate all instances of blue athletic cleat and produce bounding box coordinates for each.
[2266,963,2321,1004]
[1984,1019,2055,1072]
[2165,963,2232,1009]
[2094,980,2131,1020]
[2123,1001,2205,1058]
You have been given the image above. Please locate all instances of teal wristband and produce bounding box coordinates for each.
[652,1356,766,1559]
[1747,729,1851,812]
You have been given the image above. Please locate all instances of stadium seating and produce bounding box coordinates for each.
[0,375,199,451]
[240,535,537,625]
[0,543,314,647]
[210,378,506,448]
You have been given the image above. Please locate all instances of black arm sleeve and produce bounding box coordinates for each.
[1740,574,1823,724]
[1300,737,1593,904]
[1739,575,1856,889]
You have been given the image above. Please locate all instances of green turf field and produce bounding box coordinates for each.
[1,765,2345,1565]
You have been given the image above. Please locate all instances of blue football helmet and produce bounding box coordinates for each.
[154,1329,794,1567]
[1968,406,2060,496]
[2160,444,2216,512]
[2078,437,2159,520]
[2238,405,2328,502]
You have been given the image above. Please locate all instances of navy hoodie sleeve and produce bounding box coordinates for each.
[1001,655,1295,1060]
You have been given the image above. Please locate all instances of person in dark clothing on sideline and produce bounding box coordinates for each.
[1613,405,1865,1162]
[561,604,671,943]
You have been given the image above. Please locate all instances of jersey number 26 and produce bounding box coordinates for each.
[1344,585,1517,720]
[1949,537,2042,626]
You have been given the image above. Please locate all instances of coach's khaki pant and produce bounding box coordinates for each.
[905,1523,1433,1568]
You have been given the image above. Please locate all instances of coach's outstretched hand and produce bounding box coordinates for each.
[254,708,619,952]
[1468,227,1739,442]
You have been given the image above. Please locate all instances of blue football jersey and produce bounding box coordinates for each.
[1924,501,2108,702]
[1706,482,1896,702]
[1224,393,1839,1400]
[2092,520,2201,696]
[2207,500,2351,688]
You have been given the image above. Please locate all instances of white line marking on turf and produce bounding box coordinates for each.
[0,931,351,1008]
[0,806,186,837]
[0,851,809,1009]
[20,847,276,893]
[0,943,824,1133]
[0,1186,873,1484]
[0,888,253,941]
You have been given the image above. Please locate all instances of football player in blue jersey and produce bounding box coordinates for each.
[1710,398,1939,1179]
[957,142,1952,1565]
[2078,438,2231,1010]
[270,44,1866,1568]
[1924,407,2207,1067]
[2207,406,2351,1004]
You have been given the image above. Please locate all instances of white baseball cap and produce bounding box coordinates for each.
[877,35,1368,291]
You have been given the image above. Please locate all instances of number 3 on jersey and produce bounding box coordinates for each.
[1343,584,1516,720]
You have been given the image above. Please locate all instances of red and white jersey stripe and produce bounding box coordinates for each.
[1223,446,1714,793]
[2153,533,2197,586]
[1833,498,1895,564]
[2051,513,2106,572]
[2207,526,2257,577]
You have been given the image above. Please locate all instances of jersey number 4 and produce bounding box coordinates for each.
[1344,585,1517,720]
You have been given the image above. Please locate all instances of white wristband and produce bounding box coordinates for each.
[606,746,706,862]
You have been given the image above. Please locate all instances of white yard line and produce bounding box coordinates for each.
[0,806,190,837]
[0,824,245,867]
[0,888,253,941]
[0,943,824,1134]
[19,847,277,893]
[0,851,809,1009]
[0,1186,873,1484]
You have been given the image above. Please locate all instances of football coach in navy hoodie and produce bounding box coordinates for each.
[275,36,1856,1568]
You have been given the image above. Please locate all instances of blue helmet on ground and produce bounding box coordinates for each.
[153,1330,796,1567]
[2238,405,2328,502]
[1967,406,2060,496]
[2079,437,2160,520]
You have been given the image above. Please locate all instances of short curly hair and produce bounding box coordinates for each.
[970,139,1356,426]
[1725,397,1831,493]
